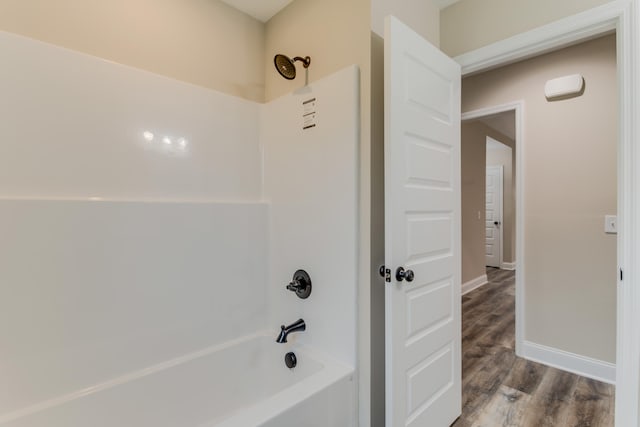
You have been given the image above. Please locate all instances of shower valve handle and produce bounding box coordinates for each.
[286,269,312,299]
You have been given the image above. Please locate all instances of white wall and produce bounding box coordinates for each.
[262,8,372,423]
[0,200,267,417]
[262,66,360,366]
[1,20,361,426]
[0,30,269,420]
[0,31,262,201]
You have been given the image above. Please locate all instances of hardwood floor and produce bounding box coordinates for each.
[452,268,615,427]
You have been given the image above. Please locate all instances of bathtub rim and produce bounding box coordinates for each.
[1,330,354,426]
[206,342,354,427]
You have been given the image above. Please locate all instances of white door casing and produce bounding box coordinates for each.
[384,15,461,427]
[485,165,503,268]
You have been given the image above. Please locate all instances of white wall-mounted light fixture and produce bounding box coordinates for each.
[544,74,585,100]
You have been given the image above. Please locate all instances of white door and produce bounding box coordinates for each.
[485,166,503,268]
[384,16,461,427]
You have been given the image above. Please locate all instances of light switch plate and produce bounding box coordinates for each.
[605,215,617,234]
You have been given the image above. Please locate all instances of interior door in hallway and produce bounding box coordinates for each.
[485,165,503,268]
[384,15,461,427]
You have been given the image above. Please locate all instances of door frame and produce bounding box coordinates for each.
[454,1,638,425]
[485,164,504,269]
[462,102,524,355]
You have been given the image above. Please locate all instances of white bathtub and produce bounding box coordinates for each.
[2,333,355,427]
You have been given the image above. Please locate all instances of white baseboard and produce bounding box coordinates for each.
[521,341,616,384]
[462,274,488,295]
[501,261,516,270]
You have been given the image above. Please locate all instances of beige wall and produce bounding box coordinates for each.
[0,0,266,102]
[486,138,516,264]
[441,0,616,56]
[461,122,515,283]
[371,0,440,46]
[461,121,487,283]
[264,0,370,103]
[460,120,515,284]
[463,35,617,362]
[263,1,373,425]
[370,31,386,427]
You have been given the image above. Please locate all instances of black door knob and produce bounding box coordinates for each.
[396,267,415,282]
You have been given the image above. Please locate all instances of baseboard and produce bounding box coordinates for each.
[462,274,488,295]
[501,261,516,270]
[521,341,616,384]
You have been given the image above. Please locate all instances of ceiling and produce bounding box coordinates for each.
[220,0,295,22]
[221,0,460,23]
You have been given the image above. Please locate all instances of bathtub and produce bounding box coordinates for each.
[2,333,355,427]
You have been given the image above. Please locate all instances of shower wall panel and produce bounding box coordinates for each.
[0,200,268,418]
[262,66,360,367]
[0,30,262,201]
[0,31,268,418]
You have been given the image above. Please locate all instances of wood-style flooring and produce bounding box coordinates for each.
[452,267,615,427]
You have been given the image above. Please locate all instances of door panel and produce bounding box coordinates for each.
[384,15,461,427]
[485,166,503,268]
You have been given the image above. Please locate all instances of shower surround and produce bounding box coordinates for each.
[0,31,359,426]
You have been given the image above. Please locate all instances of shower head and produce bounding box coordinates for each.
[274,54,311,80]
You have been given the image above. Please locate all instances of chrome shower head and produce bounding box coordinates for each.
[274,54,311,80]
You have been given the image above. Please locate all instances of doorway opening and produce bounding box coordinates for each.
[460,109,517,296]
[456,33,618,425]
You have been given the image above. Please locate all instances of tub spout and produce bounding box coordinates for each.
[276,319,306,343]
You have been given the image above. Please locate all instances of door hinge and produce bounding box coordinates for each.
[379,265,392,283]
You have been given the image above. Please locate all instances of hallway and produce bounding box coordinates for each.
[452,268,615,427]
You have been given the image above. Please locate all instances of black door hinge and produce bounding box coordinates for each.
[379,265,392,283]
